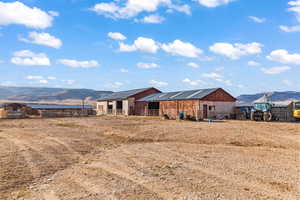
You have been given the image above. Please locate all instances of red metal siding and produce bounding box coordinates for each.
[160,100,200,119]
[201,88,236,102]
[132,88,161,101]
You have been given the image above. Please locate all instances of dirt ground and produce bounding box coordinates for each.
[0,116,299,200]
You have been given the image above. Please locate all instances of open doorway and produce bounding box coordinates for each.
[116,101,123,115]
[148,102,160,116]
[107,103,113,114]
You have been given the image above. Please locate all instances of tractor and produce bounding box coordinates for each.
[251,102,273,122]
[292,101,300,121]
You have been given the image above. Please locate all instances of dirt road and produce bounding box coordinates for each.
[0,117,299,200]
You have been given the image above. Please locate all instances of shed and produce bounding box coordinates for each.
[0,103,27,119]
[96,87,161,116]
[136,88,236,120]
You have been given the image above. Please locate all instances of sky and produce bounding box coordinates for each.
[0,0,299,96]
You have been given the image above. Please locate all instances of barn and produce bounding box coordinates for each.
[136,88,236,120]
[96,88,161,116]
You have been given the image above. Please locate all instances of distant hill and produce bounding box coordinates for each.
[0,86,112,102]
[237,91,300,105]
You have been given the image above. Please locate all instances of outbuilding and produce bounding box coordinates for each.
[96,87,161,116]
[136,88,236,120]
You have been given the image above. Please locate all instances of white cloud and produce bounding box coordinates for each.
[149,80,168,87]
[0,1,55,29]
[137,62,160,69]
[47,76,56,80]
[267,49,300,65]
[91,0,190,19]
[167,4,191,15]
[119,37,159,53]
[26,75,54,84]
[39,79,48,84]
[48,11,59,17]
[195,0,235,8]
[161,40,203,58]
[215,66,224,71]
[108,32,127,40]
[120,68,129,73]
[19,32,62,49]
[105,81,124,88]
[63,80,76,85]
[187,62,199,68]
[26,75,43,81]
[282,79,292,86]
[58,59,100,68]
[210,42,263,60]
[141,14,165,24]
[261,66,291,75]
[11,50,50,66]
[249,16,266,23]
[280,1,300,32]
[279,25,300,32]
[201,72,223,79]
[248,61,260,66]
[182,78,207,86]
[288,0,300,22]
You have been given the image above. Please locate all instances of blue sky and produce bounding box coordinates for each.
[0,0,299,96]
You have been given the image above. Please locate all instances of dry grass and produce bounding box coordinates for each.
[0,116,299,200]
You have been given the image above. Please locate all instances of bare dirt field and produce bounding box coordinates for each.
[0,116,299,200]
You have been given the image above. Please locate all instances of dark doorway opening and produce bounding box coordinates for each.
[203,104,208,119]
[148,102,160,116]
[107,104,113,114]
[116,101,123,115]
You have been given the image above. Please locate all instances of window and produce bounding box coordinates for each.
[209,105,216,111]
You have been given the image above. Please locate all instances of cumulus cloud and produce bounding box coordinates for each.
[108,32,127,40]
[249,16,266,23]
[11,50,51,66]
[248,61,260,66]
[26,75,56,84]
[58,59,100,68]
[0,1,55,29]
[267,49,300,65]
[149,80,168,87]
[140,14,165,24]
[137,62,160,69]
[90,0,190,20]
[119,37,159,53]
[187,62,199,68]
[280,1,300,32]
[62,80,76,85]
[161,40,203,58]
[19,32,62,49]
[201,72,222,79]
[261,66,291,74]
[210,42,263,60]
[282,79,292,86]
[26,75,44,81]
[195,0,235,8]
[279,25,300,32]
[105,81,124,88]
[288,0,300,22]
[120,68,129,73]
[182,78,207,86]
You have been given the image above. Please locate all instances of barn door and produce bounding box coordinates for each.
[203,104,208,119]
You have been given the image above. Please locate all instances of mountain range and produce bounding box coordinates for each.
[237,91,300,105]
[0,86,299,105]
[0,86,112,102]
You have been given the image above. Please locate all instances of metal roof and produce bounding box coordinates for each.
[27,104,93,109]
[97,87,158,101]
[137,88,220,102]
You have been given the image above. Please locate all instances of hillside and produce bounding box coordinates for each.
[237,91,300,105]
[0,86,112,102]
